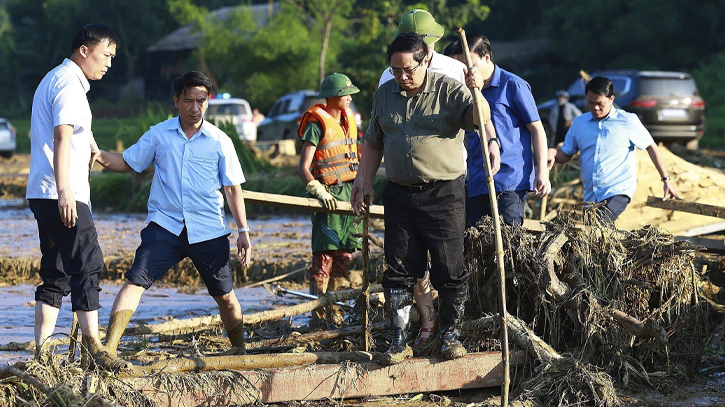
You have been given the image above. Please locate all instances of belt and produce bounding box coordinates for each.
[401,179,448,192]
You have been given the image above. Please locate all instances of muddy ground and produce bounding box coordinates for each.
[3,153,725,406]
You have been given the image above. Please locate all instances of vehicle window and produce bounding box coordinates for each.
[207,105,240,115]
[287,97,304,113]
[268,101,282,116]
[640,78,698,97]
[0,123,7,130]
[609,76,632,97]
[279,100,292,114]
[237,104,250,116]
[302,96,323,112]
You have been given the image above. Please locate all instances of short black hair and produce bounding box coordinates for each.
[71,23,119,53]
[585,76,615,98]
[446,34,494,63]
[173,71,213,97]
[387,32,428,64]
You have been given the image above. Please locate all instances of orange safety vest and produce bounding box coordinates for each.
[298,104,360,186]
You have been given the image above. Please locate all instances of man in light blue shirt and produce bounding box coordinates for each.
[548,76,680,222]
[96,72,253,361]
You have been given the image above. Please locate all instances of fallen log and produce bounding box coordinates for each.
[646,196,725,219]
[243,190,385,219]
[126,285,384,335]
[7,366,117,407]
[128,351,380,376]
[245,322,389,349]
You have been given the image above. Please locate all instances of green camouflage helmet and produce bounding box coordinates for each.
[318,73,360,99]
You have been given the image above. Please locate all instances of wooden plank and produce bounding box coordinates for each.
[125,351,526,406]
[677,221,725,237]
[243,190,384,218]
[646,196,725,220]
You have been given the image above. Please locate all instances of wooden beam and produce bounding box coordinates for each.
[646,196,725,220]
[243,190,384,219]
[677,221,725,238]
[674,235,725,253]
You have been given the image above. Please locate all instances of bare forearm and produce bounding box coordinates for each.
[53,126,73,193]
[224,185,249,229]
[98,150,133,172]
[359,142,384,185]
[646,143,669,178]
[529,122,549,175]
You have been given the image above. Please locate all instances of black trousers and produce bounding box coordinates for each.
[382,177,467,291]
[598,194,631,224]
[466,190,528,227]
[29,199,104,311]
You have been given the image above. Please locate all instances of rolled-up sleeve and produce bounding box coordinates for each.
[364,91,384,149]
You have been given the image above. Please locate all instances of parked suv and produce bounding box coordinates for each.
[0,118,17,158]
[538,70,705,149]
[206,97,257,141]
[257,90,363,142]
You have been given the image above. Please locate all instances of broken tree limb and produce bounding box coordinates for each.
[241,265,308,288]
[507,315,563,365]
[125,285,384,336]
[128,351,380,376]
[537,231,571,302]
[7,366,117,407]
[646,196,725,219]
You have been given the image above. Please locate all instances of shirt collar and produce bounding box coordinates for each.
[168,116,210,138]
[393,69,437,97]
[488,64,502,88]
[589,106,621,122]
[62,58,90,93]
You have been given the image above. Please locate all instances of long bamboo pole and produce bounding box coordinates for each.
[362,193,372,351]
[457,27,510,407]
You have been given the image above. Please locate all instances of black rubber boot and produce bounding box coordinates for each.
[380,287,414,366]
[439,287,468,360]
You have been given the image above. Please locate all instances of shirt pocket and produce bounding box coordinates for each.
[380,117,401,146]
[188,154,221,194]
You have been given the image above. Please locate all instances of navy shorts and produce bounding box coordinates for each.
[597,195,631,224]
[126,222,233,296]
[466,191,528,227]
[29,199,104,311]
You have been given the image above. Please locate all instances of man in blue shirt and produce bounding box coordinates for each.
[447,34,550,227]
[548,76,680,221]
[96,72,253,365]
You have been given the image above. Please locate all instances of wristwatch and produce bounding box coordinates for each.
[487,137,501,150]
[661,175,670,182]
[238,226,251,233]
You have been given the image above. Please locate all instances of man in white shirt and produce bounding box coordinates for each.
[377,9,466,87]
[26,23,125,370]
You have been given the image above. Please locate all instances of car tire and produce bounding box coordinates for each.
[0,151,13,159]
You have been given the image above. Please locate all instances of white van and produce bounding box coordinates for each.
[206,97,257,141]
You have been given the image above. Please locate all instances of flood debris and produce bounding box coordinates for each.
[0,202,717,407]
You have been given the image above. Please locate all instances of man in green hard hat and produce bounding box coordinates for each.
[297,73,362,325]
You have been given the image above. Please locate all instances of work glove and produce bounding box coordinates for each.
[306,179,337,211]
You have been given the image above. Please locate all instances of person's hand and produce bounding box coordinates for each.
[351,176,373,215]
[464,66,482,90]
[306,180,337,211]
[662,179,681,201]
[89,134,101,171]
[488,141,501,176]
[547,148,558,170]
[236,232,252,267]
[533,174,551,198]
[57,188,77,228]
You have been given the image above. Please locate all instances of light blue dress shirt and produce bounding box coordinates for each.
[467,66,540,197]
[123,117,245,244]
[561,107,653,202]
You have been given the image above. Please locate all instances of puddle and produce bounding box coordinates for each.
[0,284,310,365]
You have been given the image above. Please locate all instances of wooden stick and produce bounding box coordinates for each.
[646,195,725,219]
[362,193,372,351]
[457,27,510,407]
[241,265,307,288]
[245,321,389,349]
[68,312,79,363]
[243,190,384,219]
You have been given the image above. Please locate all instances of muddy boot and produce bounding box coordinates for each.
[84,335,134,373]
[104,309,134,357]
[34,339,53,365]
[439,287,468,360]
[224,320,247,355]
[380,287,414,366]
[310,251,333,326]
[309,276,329,325]
[327,276,349,326]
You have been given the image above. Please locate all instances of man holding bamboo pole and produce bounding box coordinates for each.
[352,32,497,365]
